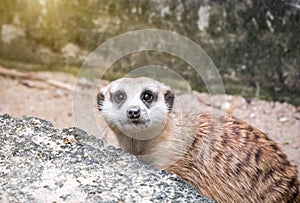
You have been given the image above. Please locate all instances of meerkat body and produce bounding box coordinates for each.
[98,77,299,202]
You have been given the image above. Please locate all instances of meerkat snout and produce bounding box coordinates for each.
[127,106,141,120]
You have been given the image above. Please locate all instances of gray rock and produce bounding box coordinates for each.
[0,114,214,203]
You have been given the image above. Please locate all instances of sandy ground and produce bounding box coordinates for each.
[0,70,299,179]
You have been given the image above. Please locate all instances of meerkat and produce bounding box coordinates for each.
[97,77,300,203]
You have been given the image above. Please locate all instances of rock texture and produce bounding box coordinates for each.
[0,114,213,203]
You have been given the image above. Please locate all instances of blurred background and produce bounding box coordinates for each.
[0,0,299,104]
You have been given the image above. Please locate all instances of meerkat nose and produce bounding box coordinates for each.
[127,106,141,119]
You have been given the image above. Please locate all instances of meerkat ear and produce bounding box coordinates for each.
[97,91,105,111]
[164,90,175,112]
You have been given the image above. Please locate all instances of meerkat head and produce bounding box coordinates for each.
[97,77,174,140]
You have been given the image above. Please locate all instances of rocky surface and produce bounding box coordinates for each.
[0,114,213,203]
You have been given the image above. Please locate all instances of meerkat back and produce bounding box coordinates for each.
[167,114,300,203]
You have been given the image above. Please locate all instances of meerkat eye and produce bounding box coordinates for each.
[113,91,126,103]
[141,91,154,103]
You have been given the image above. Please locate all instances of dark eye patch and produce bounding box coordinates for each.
[113,91,127,104]
[141,90,157,108]
[141,91,154,102]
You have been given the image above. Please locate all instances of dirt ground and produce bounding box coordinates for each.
[1,70,299,179]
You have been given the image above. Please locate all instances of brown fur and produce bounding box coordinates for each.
[167,114,299,203]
